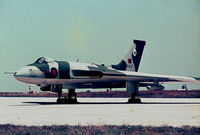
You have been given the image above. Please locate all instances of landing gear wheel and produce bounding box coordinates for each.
[56,89,63,104]
[57,98,62,104]
[67,89,78,104]
[67,99,78,104]
[56,88,78,104]
[128,98,141,103]
[56,97,68,104]
[128,92,142,103]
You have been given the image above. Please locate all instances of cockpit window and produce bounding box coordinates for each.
[34,57,55,63]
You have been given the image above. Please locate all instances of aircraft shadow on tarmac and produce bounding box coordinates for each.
[22,101,200,105]
[23,102,127,105]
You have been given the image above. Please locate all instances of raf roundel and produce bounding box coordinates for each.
[133,48,137,56]
[51,67,58,78]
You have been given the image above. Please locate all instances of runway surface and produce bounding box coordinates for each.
[0,97,199,127]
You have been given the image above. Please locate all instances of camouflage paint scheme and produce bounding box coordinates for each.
[14,40,200,92]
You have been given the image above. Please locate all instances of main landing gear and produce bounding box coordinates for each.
[126,81,142,103]
[128,92,141,103]
[56,89,78,104]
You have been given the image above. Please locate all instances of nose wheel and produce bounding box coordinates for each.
[56,89,78,104]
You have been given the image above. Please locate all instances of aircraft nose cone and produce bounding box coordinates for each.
[14,66,44,84]
[14,66,32,78]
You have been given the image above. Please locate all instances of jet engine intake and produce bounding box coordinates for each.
[71,70,103,79]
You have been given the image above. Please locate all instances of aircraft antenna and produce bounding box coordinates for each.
[4,72,16,75]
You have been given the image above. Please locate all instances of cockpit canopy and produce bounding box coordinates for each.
[34,57,55,64]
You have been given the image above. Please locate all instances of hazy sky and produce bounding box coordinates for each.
[0,0,200,92]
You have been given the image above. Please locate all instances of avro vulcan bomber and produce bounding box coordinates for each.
[14,40,200,103]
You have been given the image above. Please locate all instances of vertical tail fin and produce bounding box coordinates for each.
[112,40,146,72]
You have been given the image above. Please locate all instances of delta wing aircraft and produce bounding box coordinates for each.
[14,40,200,103]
